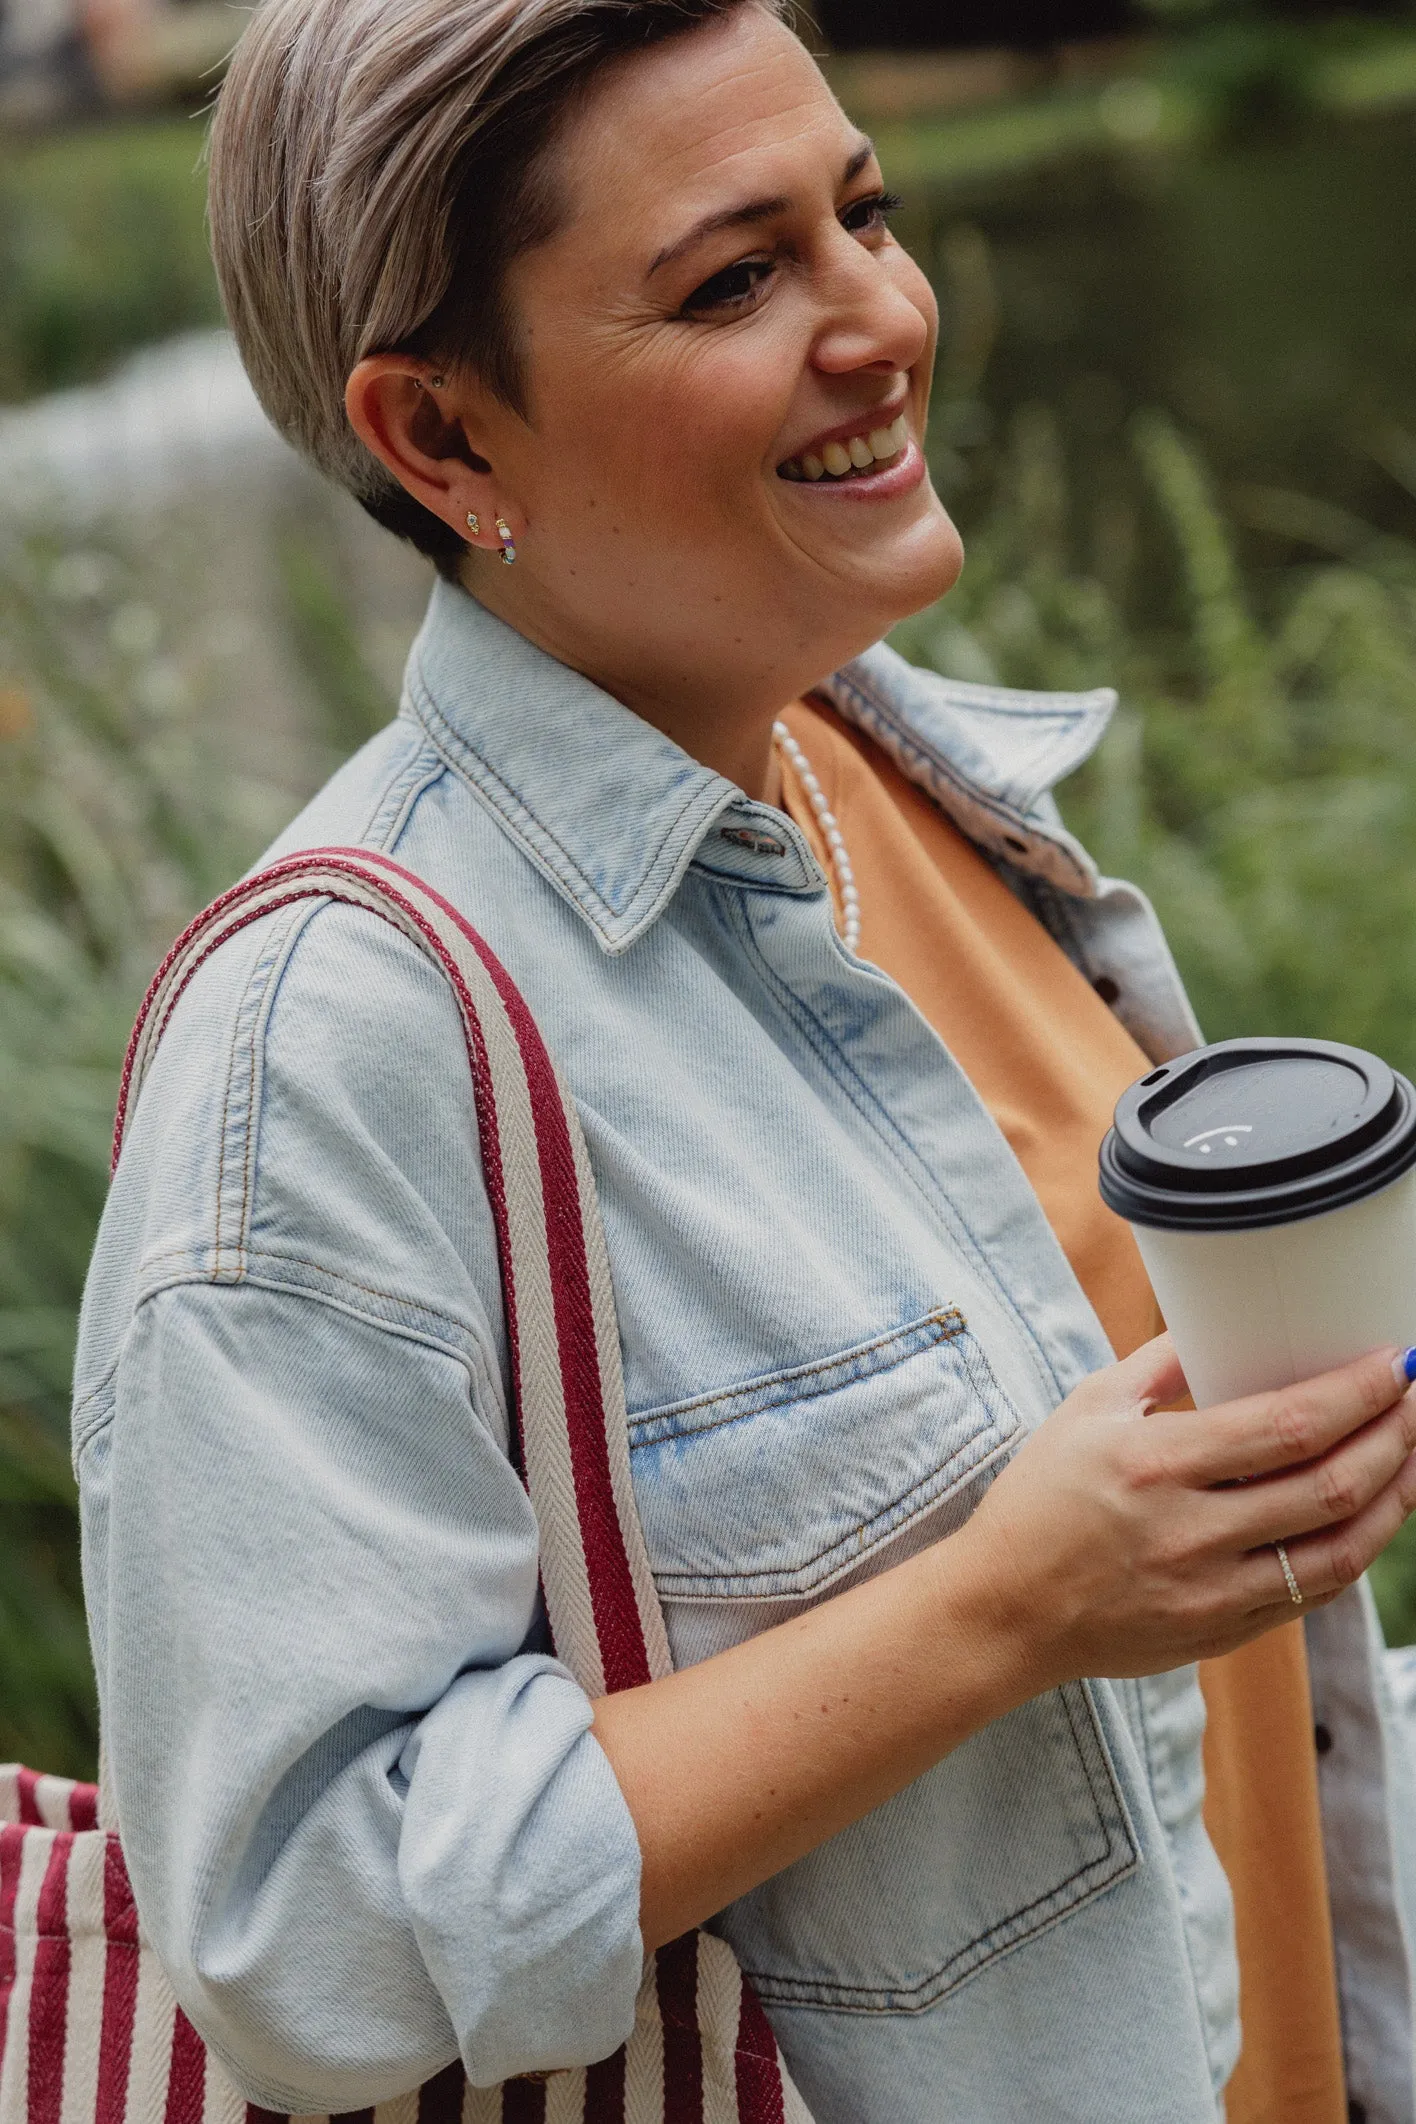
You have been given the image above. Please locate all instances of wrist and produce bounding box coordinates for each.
[916,1511,1067,1719]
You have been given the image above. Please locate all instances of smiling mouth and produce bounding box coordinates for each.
[778,413,911,483]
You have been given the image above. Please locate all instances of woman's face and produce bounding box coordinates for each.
[358,5,964,769]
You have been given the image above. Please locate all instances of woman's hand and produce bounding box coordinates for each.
[594,1334,1416,1951]
[965,1333,1416,1687]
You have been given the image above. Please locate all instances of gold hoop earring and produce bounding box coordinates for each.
[496,517,517,566]
[466,513,480,538]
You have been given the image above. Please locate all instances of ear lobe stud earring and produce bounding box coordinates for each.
[495,517,517,566]
[466,512,480,537]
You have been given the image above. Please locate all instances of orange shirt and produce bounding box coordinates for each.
[779,696,1345,2124]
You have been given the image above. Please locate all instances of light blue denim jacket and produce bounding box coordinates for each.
[75,580,1416,2124]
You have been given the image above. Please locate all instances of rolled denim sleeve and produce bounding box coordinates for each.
[74,904,645,2107]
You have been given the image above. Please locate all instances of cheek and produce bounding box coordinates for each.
[530,325,797,525]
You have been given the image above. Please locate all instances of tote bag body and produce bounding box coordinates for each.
[0,848,813,2124]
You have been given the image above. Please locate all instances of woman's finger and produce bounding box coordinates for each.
[1213,1386,1416,1548]
[1156,1344,1407,1486]
[1234,1445,1416,1612]
[1089,1330,1187,1417]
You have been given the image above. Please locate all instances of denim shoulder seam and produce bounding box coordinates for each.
[72,1260,508,1458]
[71,1359,120,1457]
[212,899,326,1276]
[180,883,507,1394]
[218,868,470,1275]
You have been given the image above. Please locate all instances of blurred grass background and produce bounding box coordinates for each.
[0,122,219,398]
[4,6,1416,1772]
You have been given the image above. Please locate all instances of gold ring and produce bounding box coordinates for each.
[1274,1541,1303,1606]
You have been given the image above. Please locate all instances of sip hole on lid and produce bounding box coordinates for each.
[1099,1036,1416,1232]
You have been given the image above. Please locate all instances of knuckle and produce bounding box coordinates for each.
[1161,1581,1213,1642]
[1328,1535,1365,1590]
[1314,1457,1361,1520]
[1270,1395,1316,1461]
[1149,1522,1201,1579]
[1128,1439,1180,1493]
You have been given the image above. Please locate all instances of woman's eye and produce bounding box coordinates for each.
[681,258,774,316]
[841,189,904,236]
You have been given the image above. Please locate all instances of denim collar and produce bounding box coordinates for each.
[403,577,1117,955]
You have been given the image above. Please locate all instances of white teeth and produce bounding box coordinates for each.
[785,412,911,484]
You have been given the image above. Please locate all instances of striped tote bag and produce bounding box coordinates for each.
[0,847,815,2124]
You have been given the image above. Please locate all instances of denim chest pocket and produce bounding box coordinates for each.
[626,1305,1020,1600]
[628,1311,1140,2009]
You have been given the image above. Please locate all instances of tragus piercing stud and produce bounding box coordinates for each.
[466,513,480,538]
[495,517,517,566]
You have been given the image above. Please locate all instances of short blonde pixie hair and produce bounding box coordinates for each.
[209,0,788,572]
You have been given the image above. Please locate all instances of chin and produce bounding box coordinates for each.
[852,508,965,636]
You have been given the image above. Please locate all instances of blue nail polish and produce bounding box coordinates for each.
[1402,1347,1416,1384]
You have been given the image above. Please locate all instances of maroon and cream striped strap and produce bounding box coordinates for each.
[92,848,812,2124]
[114,847,671,1699]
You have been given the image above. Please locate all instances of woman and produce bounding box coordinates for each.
[76,1,1416,2118]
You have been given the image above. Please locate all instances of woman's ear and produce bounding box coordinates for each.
[345,355,506,555]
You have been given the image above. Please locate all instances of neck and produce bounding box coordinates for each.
[463,561,851,805]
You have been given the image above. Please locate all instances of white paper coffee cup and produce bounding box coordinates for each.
[1099,1038,1416,1409]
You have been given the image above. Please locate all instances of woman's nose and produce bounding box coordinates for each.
[809,235,931,381]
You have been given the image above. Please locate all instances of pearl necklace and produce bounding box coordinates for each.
[772,719,861,954]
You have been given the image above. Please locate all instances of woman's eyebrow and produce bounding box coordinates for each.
[646,136,877,278]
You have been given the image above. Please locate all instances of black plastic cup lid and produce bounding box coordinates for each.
[1099,1037,1416,1232]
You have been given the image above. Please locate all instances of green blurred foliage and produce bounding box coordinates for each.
[0,121,219,401]
[0,523,388,1775]
[0,536,255,1772]
[893,403,1416,1641]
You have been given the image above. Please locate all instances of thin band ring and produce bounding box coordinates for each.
[1274,1540,1304,1607]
